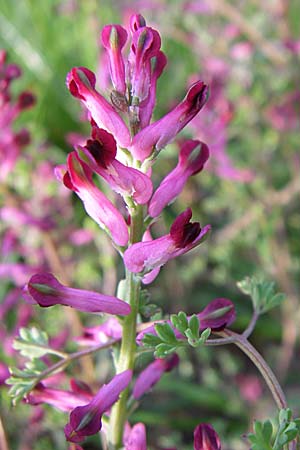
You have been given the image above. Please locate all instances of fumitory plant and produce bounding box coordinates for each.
[5,12,300,450]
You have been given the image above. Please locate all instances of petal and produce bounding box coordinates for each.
[133,354,179,399]
[148,141,209,217]
[124,211,210,274]
[77,128,153,204]
[65,370,132,442]
[130,81,209,161]
[198,298,236,330]
[26,273,131,315]
[194,423,221,450]
[66,67,131,148]
[66,152,129,246]
[124,423,147,450]
[101,25,127,94]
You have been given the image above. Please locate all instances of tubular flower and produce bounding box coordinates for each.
[24,273,131,315]
[124,208,210,275]
[124,423,147,450]
[133,354,179,399]
[129,81,209,161]
[149,140,209,217]
[60,151,129,246]
[128,25,161,102]
[136,298,236,345]
[76,127,153,204]
[101,24,128,95]
[66,67,131,148]
[64,370,132,443]
[194,423,221,450]
[26,380,93,412]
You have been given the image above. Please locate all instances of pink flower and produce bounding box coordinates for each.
[139,50,167,128]
[27,380,93,412]
[124,422,147,450]
[148,140,209,217]
[59,151,129,246]
[129,81,209,161]
[24,272,131,315]
[133,354,179,399]
[128,25,161,102]
[124,208,210,275]
[64,370,132,442]
[101,24,128,94]
[76,127,153,204]
[137,298,236,345]
[66,67,130,148]
[74,318,122,346]
[194,423,221,450]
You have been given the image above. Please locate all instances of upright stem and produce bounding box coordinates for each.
[108,205,143,449]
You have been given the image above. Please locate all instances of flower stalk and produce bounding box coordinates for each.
[108,205,144,448]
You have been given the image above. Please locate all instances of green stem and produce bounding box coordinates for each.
[216,329,287,409]
[108,205,143,449]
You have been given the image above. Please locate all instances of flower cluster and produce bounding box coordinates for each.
[20,13,236,448]
[0,50,35,180]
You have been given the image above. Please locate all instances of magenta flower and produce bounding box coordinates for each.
[59,151,129,246]
[133,354,179,399]
[148,140,209,217]
[129,81,209,161]
[194,423,221,450]
[76,127,153,204]
[0,51,35,180]
[136,298,236,345]
[101,24,128,94]
[139,50,167,128]
[64,370,132,443]
[24,273,131,315]
[74,318,122,346]
[124,422,147,450]
[27,380,93,412]
[124,208,211,275]
[128,25,161,102]
[66,67,130,148]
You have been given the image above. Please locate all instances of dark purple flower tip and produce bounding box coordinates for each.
[85,127,117,168]
[199,298,236,331]
[66,67,96,100]
[186,81,209,112]
[14,129,30,146]
[101,24,128,51]
[170,208,201,248]
[130,14,147,33]
[18,92,36,109]
[194,423,221,450]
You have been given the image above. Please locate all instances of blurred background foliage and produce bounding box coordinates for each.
[0,0,299,449]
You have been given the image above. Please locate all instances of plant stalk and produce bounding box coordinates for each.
[108,205,143,448]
